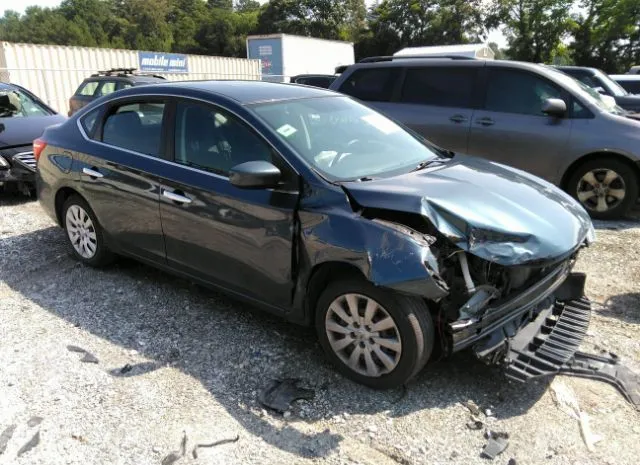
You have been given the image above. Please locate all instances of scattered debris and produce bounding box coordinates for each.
[465,400,481,416]
[484,408,493,417]
[550,379,604,452]
[507,459,516,465]
[17,431,40,457]
[258,379,314,413]
[161,431,187,465]
[109,362,159,377]
[481,431,509,460]
[71,434,87,443]
[120,363,133,374]
[67,345,99,363]
[27,416,43,428]
[466,415,483,430]
[0,425,16,455]
[191,434,239,459]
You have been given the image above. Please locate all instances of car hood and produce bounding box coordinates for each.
[342,155,593,266]
[0,115,66,151]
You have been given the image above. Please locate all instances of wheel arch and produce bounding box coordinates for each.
[54,186,85,227]
[560,151,640,191]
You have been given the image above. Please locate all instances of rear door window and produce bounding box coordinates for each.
[484,69,564,116]
[400,67,477,108]
[102,101,166,156]
[338,67,401,102]
[76,81,99,96]
[98,81,118,96]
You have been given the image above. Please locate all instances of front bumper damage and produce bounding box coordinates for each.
[456,271,640,408]
[0,152,36,193]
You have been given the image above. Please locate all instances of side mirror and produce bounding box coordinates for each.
[542,98,567,118]
[229,160,281,189]
[594,86,607,95]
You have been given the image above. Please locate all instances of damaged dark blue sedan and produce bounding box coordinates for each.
[36,81,599,389]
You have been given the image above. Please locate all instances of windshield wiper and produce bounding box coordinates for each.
[412,158,449,172]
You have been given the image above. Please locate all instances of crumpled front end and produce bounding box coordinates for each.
[0,148,36,193]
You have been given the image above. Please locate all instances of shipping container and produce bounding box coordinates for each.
[0,42,261,114]
[246,34,354,82]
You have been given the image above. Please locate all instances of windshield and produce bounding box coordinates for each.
[544,67,627,116]
[594,71,628,97]
[0,87,51,118]
[252,96,440,181]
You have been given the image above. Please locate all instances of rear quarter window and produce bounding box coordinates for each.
[338,67,401,102]
[80,108,101,138]
[76,81,99,96]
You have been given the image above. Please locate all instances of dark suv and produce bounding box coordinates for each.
[554,65,640,113]
[69,68,165,116]
[330,57,640,219]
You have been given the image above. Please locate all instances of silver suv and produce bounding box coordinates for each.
[330,58,640,219]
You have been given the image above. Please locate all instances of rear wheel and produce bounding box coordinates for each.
[62,195,113,267]
[567,158,638,220]
[315,277,434,389]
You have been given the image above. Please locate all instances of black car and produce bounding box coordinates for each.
[0,83,65,195]
[290,74,337,89]
[68,68,165,116]
[555,65,640,113]
[36,81,595,389]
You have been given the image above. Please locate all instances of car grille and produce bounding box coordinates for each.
[12,152,36,172]
[505,298,591,382]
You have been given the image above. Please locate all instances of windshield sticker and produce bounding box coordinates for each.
[277,124,298,138]
[361,114,401,134]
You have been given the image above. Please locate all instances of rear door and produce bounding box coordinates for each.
[77,97,168,262]
[158,98,299,309]
[467,67,573,181]
[389,65,479,153]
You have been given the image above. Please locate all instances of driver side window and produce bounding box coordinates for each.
[485,69,564,116]
[174,101,273,176]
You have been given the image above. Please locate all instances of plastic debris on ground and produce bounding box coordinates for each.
[258,378,315,414]
[17,431,40,457]
[481,431,509,460]
[192,434,239,459]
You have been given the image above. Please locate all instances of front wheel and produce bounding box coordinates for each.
[567,158,638,220]
[315,278,434,389]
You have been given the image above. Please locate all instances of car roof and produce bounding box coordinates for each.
[610,74,640,81]
[86,74,165,82]
[152,80,337,104]
[0,82,18,91]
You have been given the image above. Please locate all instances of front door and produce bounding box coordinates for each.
[159,99,299,309]
[467,67,572,182]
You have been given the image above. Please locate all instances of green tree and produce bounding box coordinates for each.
[256,0,349,40]
[489,0,573,63]
[345,0,367,42]
[235,0,260,12]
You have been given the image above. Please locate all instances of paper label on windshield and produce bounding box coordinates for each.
[361,113,400,134]
[277,124,298,138]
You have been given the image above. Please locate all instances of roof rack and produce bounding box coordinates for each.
[358,55,477,63]
[90,68,167,79]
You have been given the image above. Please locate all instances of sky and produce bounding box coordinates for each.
[0,0,508,47]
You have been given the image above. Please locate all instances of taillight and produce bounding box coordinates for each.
[33,138,47,162]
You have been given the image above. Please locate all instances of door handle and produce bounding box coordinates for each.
[162,189,192,204]
[475,117,495,126]
[449,114,467,123]
[82,167,104,178]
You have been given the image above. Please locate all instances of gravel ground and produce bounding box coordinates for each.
[1,195,639,465]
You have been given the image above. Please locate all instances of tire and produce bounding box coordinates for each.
[566,158,638,220]
[62,195,113,267]
[315,277,434,389]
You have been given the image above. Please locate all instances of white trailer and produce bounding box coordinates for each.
[394,44,495,60]
[246,34,355,82]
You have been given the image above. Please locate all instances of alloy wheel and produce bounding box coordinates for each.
[65,204,98,259]
[325,293,402,377]
[576,168,626,213]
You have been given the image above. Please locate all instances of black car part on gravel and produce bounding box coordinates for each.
[505,297,640,409]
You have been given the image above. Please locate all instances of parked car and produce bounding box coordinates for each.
[628,65,640,75]
[330,57,640,219]
[290,74,337,88]
[610,74,640,95]
[0,83,65,195]
[36,81,595,389]
[68,68,165,116]
[554,65,640,112]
